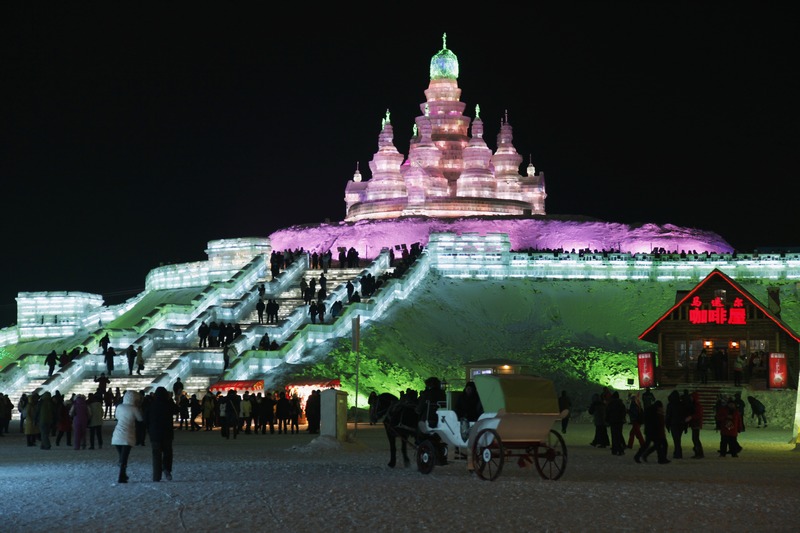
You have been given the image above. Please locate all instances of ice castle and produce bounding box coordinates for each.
[1,36,798,427]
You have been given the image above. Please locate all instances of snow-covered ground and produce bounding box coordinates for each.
[1,420,798,532]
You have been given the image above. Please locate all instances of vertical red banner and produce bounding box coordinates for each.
[637,352,655,388]
[768,352,787,389]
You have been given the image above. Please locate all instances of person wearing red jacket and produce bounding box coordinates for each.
[716,397,743,457]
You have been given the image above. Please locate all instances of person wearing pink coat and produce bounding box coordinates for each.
[69,394,90,450]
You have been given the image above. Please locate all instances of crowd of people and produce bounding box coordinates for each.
[1,375,327,482]
[583,385,769,464]
[696,348,770,386]
[196,321,243,349]
[207,387,322,438]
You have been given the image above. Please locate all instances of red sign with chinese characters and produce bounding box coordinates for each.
[637,352,655,387]
[688,296,747,325]
[768,353,787,389]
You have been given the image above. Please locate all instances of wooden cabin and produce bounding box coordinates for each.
[639,269,799,389]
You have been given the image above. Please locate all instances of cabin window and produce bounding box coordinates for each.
[675,339,703,368]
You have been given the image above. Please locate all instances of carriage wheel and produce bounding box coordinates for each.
[534,429,568,480]
[416,439,436,475]
[472,428,504,481]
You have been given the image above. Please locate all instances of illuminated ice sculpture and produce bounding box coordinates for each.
[345,34,546,221]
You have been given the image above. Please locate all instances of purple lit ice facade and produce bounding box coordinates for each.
[268,216,733,258]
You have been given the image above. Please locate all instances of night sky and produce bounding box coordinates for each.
[1,5,796,327]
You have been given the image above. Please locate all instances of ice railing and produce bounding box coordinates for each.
[426,233,800,282]
[221,249,431,388]
[0,255,300,399]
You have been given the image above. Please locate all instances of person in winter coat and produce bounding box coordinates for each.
[45,350,58,377]
[416,377,446,433]
[36,391,54,450]
[588,393,609,448]
[240,392,253,434]
[309,301,319,324]
[87,392,104,449]
[0,394,9,435]
[202,391,216,431]
[111,390,144,483]
[70,394,90,450]
[734,392,747,432]
[104,346,116,375]
[17,393,28,433]
[634,400,669,464]
[626,393,645,449]
[189,394,202,431]
[275,391,291,434]
[126,345,136,376]
[747,396,768,428]
[717,397,744,457]
[55,396,73,446]
[135,346,145,376]
[177,392,190,430]
[220,389,240,439]
[197,321,209,348]
[262,391,276,435]
[146,386,178,481]
[305,390,321,434]
[24,392,40,447]
[455,381,484,423]
[665,390,687,459]
[688,391,705,458]
[605,391,628,456]
[289,393,301,434]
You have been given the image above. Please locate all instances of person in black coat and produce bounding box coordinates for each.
[125,345,136,376]
[219,389,240,439]
[455,381,484,422]
[416,377,446,432]
[747,396,767,428]
[275,391,291,434]
[734,392,747,432]
[262,392,276,434]
[104,347,116,375]
[665,389,687,459]
[635,400,669,464]
[605,391,628,456]
[256,298,265,324]
[145,386,177,481]
[305,390,321,434]
[45,350,58,377]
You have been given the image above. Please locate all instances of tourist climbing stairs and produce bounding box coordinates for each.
[68,348,218,399]
[243,267,366,327]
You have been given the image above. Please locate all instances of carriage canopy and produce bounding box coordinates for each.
[473,374,559,415]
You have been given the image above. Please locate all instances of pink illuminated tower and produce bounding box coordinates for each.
[345,33,546,222]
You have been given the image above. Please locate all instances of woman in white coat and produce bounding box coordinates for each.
[111,390,143,483]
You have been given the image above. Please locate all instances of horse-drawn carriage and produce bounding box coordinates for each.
[385,374,569,481]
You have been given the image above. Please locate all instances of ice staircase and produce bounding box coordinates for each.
[239,267,364,327]
[66,265,382,400]
[68,348,220,399]
[2,248,419,409]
